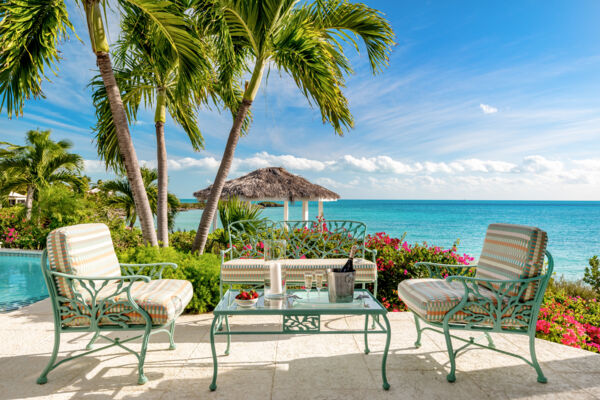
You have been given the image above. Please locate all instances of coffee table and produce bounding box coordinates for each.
[209,289,391,391]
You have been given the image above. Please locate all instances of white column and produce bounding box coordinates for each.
[212,211,218,232]
[318,200,323,218]
[302,200,309,221]
[283,201,289,221]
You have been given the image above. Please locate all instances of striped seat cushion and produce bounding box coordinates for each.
[221,258,377,283]
[63,279,193,327]
[475,224,548,301]
[398,278,528,328]
[47,223,122,298]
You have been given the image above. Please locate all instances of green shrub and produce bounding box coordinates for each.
[584,256,600,295]
[117,246,221,313]
[547,275,597,300]
[171,229,228,255]
[170,231,196,253]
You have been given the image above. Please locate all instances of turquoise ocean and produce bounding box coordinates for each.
[174,200,600,279]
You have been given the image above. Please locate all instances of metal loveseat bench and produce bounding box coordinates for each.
[219,220,378,297]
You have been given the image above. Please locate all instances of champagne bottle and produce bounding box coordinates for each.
[340,245,357,272]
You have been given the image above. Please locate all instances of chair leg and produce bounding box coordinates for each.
[37,327,60,384]
[413,313,422,348]
[485,332,495,349]
[86,331,100,350]
[529,333,547,383]
[168,321,177,350]
[443,326,457,382]
[137,329,151,385]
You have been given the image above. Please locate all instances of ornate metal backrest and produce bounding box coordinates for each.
[227,219,275,259]
[227,219,368,260]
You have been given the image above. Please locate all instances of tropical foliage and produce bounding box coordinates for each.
[191,0,396,253]
[101,167,180,231]
[0,0,204,245]
[0,129,84,220]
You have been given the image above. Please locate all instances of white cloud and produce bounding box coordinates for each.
[85,152,600,200]
[83,160,106,173]
[521,155,563,173]
[479,103,498,114]
[238,151,332,172]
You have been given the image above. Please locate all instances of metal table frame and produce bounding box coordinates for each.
[209,289,391,391]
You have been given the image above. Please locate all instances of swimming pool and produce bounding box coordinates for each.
[0,250,47,312]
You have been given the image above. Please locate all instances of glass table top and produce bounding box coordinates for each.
[214,289,387,315]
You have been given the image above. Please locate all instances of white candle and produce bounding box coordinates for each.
[270,262,282,294]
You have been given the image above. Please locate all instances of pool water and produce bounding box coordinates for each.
[0,252,47,312]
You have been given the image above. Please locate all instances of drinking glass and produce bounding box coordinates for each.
[264,239,286,261]
[314,271,324,297]
[304,272,314,299]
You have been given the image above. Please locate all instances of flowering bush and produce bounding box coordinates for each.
[0,208,48,249]
[536,290,600,352]
[365,232,474,311]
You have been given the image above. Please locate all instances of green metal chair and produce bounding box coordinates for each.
[37,223,193,385]
[398,223,552,383]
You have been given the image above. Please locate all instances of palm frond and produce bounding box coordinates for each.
[122,0,205,86]
[272,22,352,134]
[0,0,75,117]
[308,0,395,74]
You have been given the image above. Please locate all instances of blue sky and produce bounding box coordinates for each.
[2,1,600,199]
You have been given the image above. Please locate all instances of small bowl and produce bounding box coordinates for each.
[235,297,259,307]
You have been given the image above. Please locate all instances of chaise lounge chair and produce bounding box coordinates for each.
[398,223,552,383]
[37,223,193,385]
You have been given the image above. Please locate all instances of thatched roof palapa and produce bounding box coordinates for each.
[193,167,340,202]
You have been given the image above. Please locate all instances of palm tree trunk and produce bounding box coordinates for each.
[191,59,265,254]
[191,99,253,253]
[25,185,34,221]
[96,53,158,246]
[85,0,157,246]
[156,120,169,246]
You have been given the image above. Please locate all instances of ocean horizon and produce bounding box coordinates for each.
[173,199,600,279]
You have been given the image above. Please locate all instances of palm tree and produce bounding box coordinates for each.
[90,1,247,247]
[0,130,84,220]
[190,0,395,253]
[102,167,180,230]
[0,0,202,246]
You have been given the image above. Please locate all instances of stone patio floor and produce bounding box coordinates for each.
[1,299,599,399]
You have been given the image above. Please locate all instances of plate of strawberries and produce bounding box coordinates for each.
[235,290,260,307]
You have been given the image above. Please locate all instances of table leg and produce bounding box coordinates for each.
[209,316,218,391]
[364,314,370,354]
[381,313,391,390]
[224,315,231,356]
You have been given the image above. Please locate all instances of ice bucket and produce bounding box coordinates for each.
[327,269,356,303]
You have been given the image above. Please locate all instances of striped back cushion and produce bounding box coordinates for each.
[475,223,548,301]
[46,223,121,298]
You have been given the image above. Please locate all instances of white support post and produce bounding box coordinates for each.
[302,200,309,221]
[283,201,289,221]
[318,200,323,218]
[212,211,218,232]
